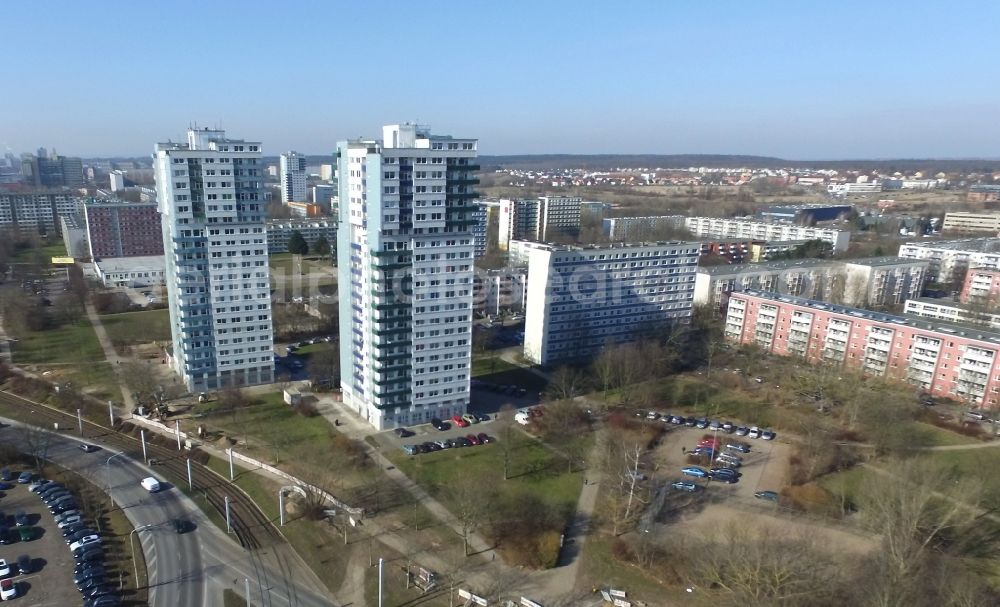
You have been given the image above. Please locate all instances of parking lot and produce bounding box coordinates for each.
[376,414,501,453]
[0,477,79,606]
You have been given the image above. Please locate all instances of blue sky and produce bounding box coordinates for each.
[4,1,1000,158]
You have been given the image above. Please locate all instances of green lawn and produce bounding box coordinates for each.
[100,308,172,345]
[910,421,981,447]
[269,253,331,275]
[11,239,67,263]
[918,448,1000,503]
[385,432,583,518]
[192,391,333,466]
[470,355,518,377]
[8,317,119,399]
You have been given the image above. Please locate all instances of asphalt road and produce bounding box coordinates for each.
[0,418,336,607]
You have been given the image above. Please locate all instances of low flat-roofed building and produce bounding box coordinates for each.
[93,255,165,288]
[942,212,1000,234]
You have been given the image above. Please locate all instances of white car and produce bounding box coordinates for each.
[0,578,15,600]
[0,559,8,578]
[748,426,761,439]
[70,535,101,552]
[514,412,530,426]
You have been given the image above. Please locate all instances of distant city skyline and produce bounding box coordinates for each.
[5,1,1000,159]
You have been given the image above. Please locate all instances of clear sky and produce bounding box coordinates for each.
[4,1,1000,159]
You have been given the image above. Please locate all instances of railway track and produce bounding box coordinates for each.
[0,390,283,551]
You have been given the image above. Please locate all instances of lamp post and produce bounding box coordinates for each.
[130,524,157,588]
[105,452,126,508]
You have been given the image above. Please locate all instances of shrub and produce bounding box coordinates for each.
[295,402,319,417]
[782,482,836,515]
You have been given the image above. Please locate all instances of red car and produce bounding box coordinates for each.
[465,434,480,446]
[451,415,469,428]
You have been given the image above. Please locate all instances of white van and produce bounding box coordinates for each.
[140,477,161,493]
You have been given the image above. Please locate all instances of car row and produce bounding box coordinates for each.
[680,466,743,483]
[402,433,493,455]
[30,475,120,606]
[643,413,777,440]
[430,413,490,431]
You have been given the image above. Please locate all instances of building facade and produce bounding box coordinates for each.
[683,217,851,252]
[695,257,928,308]
[472,268,528,315]
[337,124,478,430]
[59,214,88,259]
[0,191,82,233]
[471,202,488,258]
[904,298,1000,331]
[154,128,274,392]
[523,241,699,365]
[279,151,307,204]
[897,238,1000,284]
[726,290,1000,407]
[498,198,540,250]
[266,219,336,253]
[942,212,1000,234]
[498,196,582,248]
[84,200,163,259]
[602,215,686,241]
[961,268,1000,304]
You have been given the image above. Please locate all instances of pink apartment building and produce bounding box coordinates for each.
[725,289,1000,407]
[960,268,1000,304]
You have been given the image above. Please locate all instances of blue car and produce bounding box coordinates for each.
[17,472,32,484]
[681,466,709,478]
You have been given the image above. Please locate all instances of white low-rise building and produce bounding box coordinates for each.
[94,255,166,288]
[683,216,851,252]
[904,298,1000,330]
[523,241,699,365]
[897,238,1000,284]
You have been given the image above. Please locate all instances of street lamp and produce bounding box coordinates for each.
[129,524,157,588]
[105,452,126,508]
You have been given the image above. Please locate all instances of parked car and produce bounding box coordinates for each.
[748,426,761,439]
[754,490,780,502]
[761,430,776,441]
[715,455,742,468]
[393,428,414,438]
[725,443,751,454]
[670,416,685,425]
[16,527,33,542]
[477,433,492,444]
[402,444,419,456]
[422,441,440,452]
[455,436,471,447]
[42,491,70,504]
[16,472,31,485]
[0,469,10,482]
[37,484,64,497]
[684,418,697,427]
[55,510,81,523]
[0,578,15,600]
[451,415,469,428]
[70,535,102,553]
[74,548,104,564]
[710,468,740,483]
[430,418,449,431]
[670,481,699,493]
[74,566,106,585]
[78,444,100,453]
[86,595,120,607]
[695,419,709,429]
[15,555,29,575]
[0,559,8,577]
[462,414,478,426]
[681,466,709,478]
[721,421,735,433]
[66,529,96,544]
[28,480,52,493]
[735,427,749,437]
[13,512,27,527]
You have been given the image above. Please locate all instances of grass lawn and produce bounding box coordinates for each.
[294,342,334,356]
[269,253,331,275]
[11,239,67,263]
[100,308,171,345]
[8,318,119,400]
[470,355,518,377]
[385,432,583,518]
[192,391,333,466]
[816,466,872,507]
[474,366,549,391]
[580,534,683,604]
[910,421,982,447]
[918,448,1000,502]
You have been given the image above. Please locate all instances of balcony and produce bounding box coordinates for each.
[448,164,480,172]
[448,176,481,186]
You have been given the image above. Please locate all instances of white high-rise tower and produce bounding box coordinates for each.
[337,124,479,429]
[279,151,307,204]
[155,128,274,392]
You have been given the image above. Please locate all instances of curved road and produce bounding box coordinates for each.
[1,417,335,607]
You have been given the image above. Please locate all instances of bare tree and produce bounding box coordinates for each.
[496,405,518,481]
[23,423,53,473]
[546,365,587,401]
[447,475,492,556]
